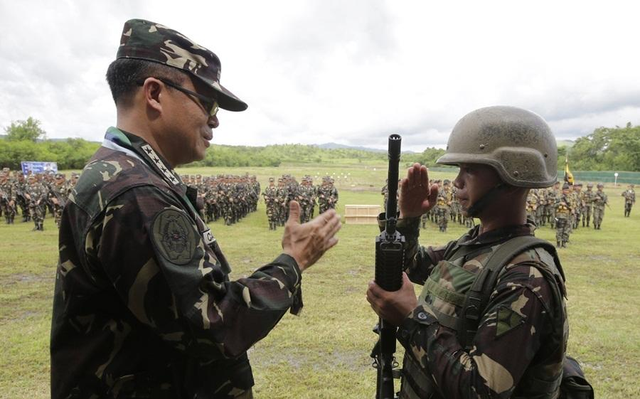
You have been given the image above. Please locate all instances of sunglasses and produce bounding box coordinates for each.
[138,77,219,117]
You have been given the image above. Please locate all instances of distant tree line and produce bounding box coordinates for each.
[568,123,640,172]
[2,118,638,172]
[0,118,99,170]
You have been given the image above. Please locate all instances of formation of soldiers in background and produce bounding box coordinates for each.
[0,166,634,239]
[186,173,261,226]
[382,178,636,249]
[262,175,339,230]
[0,168,77,231]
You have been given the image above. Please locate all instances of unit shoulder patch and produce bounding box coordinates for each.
[151,209,196,265]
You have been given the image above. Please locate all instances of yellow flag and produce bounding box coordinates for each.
[564,157,574,185]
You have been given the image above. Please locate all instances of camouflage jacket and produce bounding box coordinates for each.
[51,127,303,399]
[393,218,567,399]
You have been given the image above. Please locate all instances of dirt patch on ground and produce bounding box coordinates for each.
[0,273,53,287]
[249,346,371,373]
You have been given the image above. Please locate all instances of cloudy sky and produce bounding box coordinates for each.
[1,0,639,152]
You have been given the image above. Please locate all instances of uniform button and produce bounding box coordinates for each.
[417,312,428,321]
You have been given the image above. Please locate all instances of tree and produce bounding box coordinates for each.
[569,123,640,172]
[4,117,46,142]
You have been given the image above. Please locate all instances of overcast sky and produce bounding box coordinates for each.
[1,0,639,152]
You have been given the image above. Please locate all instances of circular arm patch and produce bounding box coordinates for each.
[151,209,197,265]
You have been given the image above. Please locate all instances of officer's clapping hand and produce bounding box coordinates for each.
[282,200,341,272]
[399,163,439,218]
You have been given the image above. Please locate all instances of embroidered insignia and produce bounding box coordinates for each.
[152,209,196,265]
[141,144,180,185]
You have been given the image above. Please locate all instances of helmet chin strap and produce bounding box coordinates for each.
[465,183,506,218]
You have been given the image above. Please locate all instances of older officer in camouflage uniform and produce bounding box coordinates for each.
[367,106,567,399]
[50,19,341,399]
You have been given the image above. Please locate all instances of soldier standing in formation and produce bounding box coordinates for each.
[263,177,279,230]
[592,183,608,229]
[0,169,78,228]
[582,183,595,227]
[318,176,339,214]
[48,173,70,228]
[622,184,635,217]
[25,174,47,231]
[435,179,452,232]
[297,176,316,223]
[555,183,573,248]
[0,169,17,224]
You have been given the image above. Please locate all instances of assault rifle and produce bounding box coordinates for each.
[371,134,405,399]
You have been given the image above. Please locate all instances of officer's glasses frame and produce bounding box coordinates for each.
[137,77,219,118]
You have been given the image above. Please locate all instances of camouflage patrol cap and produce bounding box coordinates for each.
[117,19,247,112]
[562,183,570,190]
[597,183,604,188]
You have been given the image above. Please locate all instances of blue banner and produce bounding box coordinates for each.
[20,161,58,175]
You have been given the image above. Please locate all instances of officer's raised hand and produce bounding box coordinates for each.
[282,200,341,271]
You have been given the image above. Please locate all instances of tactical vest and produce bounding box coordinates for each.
[400,236,567,399]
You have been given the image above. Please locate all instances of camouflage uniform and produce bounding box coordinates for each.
[393,218,567,399]
[622,184,635,217]
[51,18,303,398]
[555,190,572,247]
[51,129,304,399]
[48,174,69,228]
[525,191,538,224]
[592,184,607,230]
[26,177,47,231]
[582,184,596,227]
[387,106,567,399]
[0,173,17,224]
[262,178,278,230]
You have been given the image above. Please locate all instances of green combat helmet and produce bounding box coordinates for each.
[437,106,557,188]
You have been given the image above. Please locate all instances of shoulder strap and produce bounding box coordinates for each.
[458,236,564,349]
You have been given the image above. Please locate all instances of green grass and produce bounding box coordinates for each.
[0,165,638,398]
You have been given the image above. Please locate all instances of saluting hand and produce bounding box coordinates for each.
[282,200,341,272]
[399,163,439,218]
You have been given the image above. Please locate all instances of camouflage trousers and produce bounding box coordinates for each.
[2,202,16,224]
[555,217,570,246]
[593,207,605,229]
[436,207,449,232]
[29,203,45,230]
[582,205,592,226]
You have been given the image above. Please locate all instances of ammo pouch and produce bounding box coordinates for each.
[559,356,594,399]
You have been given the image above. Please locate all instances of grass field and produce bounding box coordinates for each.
[1,163,638,398]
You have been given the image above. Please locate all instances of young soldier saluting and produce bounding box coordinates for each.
[367,106,568,399]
